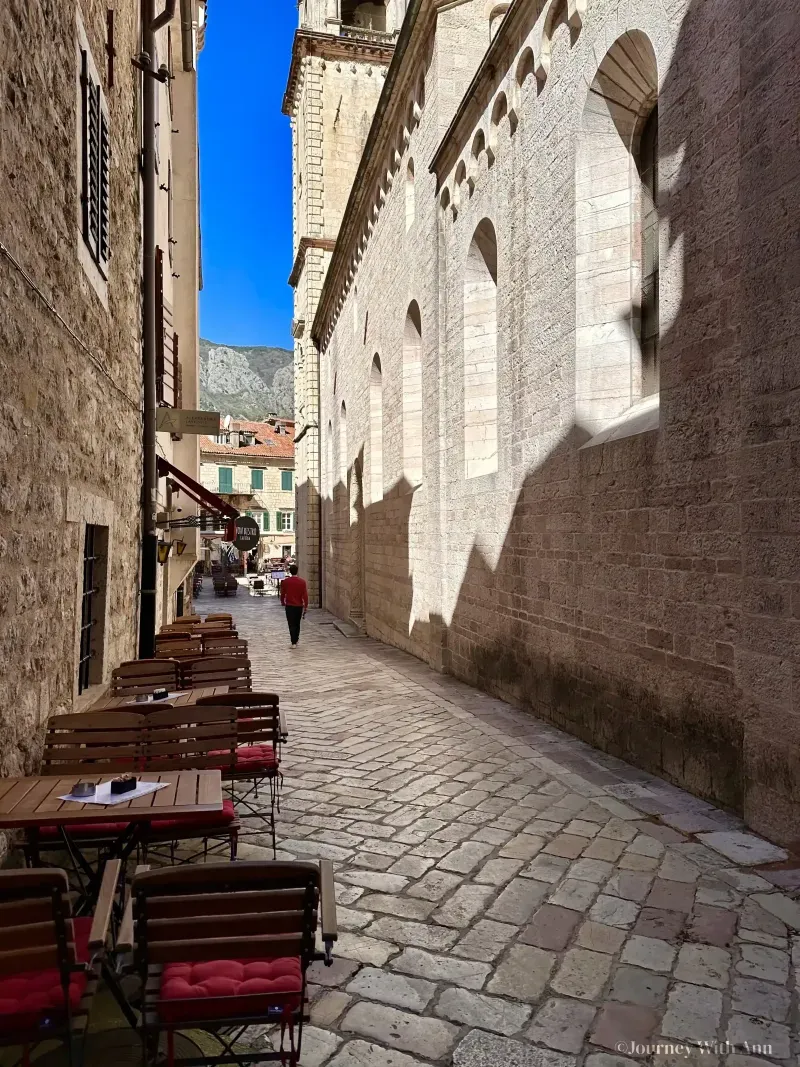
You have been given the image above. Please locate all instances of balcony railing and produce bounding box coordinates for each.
[340,24,394,43]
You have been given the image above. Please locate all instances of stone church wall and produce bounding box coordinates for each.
[317,0,800,844]
[0,0,143,788]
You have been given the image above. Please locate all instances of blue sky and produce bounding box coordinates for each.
[198,0,296,350]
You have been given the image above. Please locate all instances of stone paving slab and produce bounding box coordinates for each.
[211,590,800,1066]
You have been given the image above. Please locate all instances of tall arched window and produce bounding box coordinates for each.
[405,159,415,231]
[638,105,659,396]
[403,301,423,486]
[464,219,498,478]
[369,355,383,501]
[339,402,348,484]
[575,31,659,435]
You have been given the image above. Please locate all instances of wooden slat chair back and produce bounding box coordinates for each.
[195,693,284,854]
[196,693,283,749]
[121,861,337,1067]
[111,659,180,697]
[202,635,249,658]
[182,656,252,693]
[204,613,233,626]
[0,864,118,1062]
[143,706,237,772]
[42,712,146,776]
[154,637,203,663]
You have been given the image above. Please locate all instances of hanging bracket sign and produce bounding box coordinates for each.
[233,516,260,552]
[156,409,221,435]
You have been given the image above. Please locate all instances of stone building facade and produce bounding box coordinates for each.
[284,0,407,608]
[0,1,206,787]
[292,0,800,843]
[200,418,297,560]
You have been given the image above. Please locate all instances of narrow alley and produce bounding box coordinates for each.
[209,586,800,1067]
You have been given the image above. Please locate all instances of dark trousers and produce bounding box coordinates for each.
[285,605,303,645]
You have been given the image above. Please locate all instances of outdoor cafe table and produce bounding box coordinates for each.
[89,685,229,710]
[0,770,223,910]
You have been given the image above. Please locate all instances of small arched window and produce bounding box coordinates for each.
[405,159,415,231]
[403,301,423,486]
[369,355,383,501]
[464,219,498,478]
[489,3,510,39]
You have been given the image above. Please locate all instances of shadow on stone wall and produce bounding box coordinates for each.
[323,0,800,845]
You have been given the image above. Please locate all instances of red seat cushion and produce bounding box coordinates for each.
[211,745,279,773]
[159,957,302,1023]
[149,799,237,833]
[0,917,91,1032]
[37,800,237,839]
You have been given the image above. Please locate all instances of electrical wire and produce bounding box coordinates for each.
[0,239,141,411]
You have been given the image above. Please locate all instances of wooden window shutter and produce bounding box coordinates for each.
[155,246,165,402]
[155,248,176,407]
[171,334,183,439]
[81,50,110,275]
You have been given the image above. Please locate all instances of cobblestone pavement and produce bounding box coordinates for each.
[201,584,800,1067]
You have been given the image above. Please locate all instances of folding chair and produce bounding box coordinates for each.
[142,706,240,863]
[196,694,285,854]
[205,613,233,626]
[182,657,252,693]
[111,660,181,697]
[117,861,337,1067]
[154,637,203,664]
[0,862,119,1067]
[202,635,249,658]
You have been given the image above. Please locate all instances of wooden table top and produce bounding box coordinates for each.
[0,770,223,828]
[90,686,230,711]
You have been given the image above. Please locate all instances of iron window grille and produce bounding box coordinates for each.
[78,525,100,694]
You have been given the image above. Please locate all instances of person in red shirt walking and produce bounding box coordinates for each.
[280,564,309,647]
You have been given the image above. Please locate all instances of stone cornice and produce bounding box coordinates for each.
[311,0,435,346]
[289,236,337,289]
[430,0,585,180]
[282,28,396,117]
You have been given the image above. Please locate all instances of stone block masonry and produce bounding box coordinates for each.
[305,0,800,845]
[0,0,145,808]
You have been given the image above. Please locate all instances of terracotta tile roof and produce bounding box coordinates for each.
[199,435,295,459]
[199,415,296,461]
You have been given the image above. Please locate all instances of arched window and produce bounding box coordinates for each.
[576,31,659,434]
[464,219,498,478]
[405,159,415,231]
[369,355,383,501]
[339,402,348,484]
[403,302,423,486]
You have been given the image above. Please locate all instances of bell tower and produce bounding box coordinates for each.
[284,0,403,605]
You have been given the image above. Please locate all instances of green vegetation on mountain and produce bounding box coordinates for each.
[199,338,293,420]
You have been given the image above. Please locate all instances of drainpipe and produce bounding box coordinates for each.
[138,0,176,659]
[180,0,196,71]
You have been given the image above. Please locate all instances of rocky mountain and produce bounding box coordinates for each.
[199,338,294,420]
